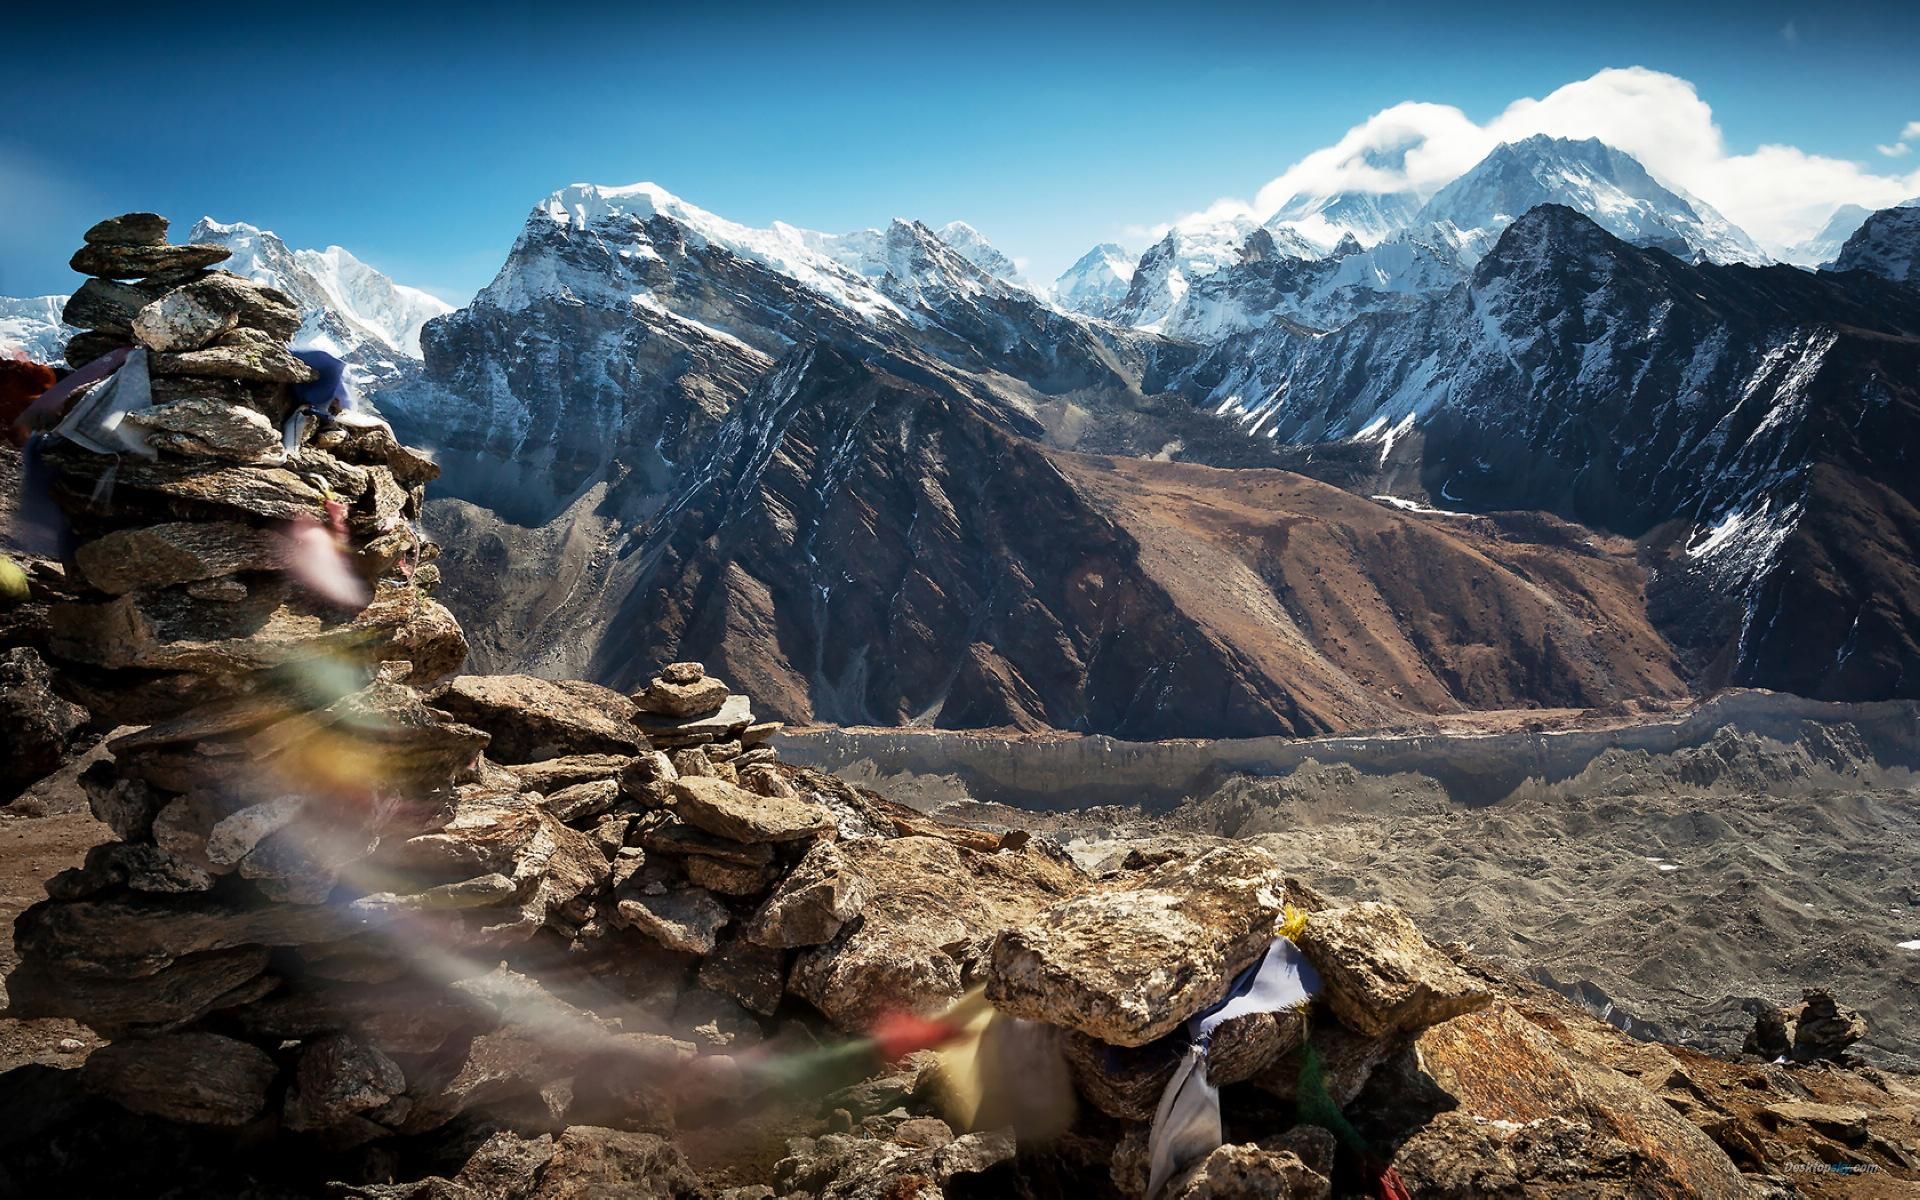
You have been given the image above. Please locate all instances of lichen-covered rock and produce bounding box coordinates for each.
[80,1031,277,1125]
[70,240,230,280]
[132,272,301,351]
[125,397,284,462]
[282,1033,408,1135]
[670,776,833,844]
[616,887,731,955]
[1165,1143,1329,1200]
[748,839,868,948]
[1789,988,1868,1061]
[149,326,315,382]
[634,673,731,718]
[62,276,166,333]
[435,674,645,763]
[791,837,1086,1031]
[1293,902,1491,1038]
[528,1127,703,1200]
[73,520,293,595]
[986,845,1289,1046]
[83,212,169,246]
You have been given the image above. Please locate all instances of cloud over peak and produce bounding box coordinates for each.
[1175,68,1920,255]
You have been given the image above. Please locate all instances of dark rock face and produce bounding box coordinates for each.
[0,646,91,802]
[1831,204,1920,286]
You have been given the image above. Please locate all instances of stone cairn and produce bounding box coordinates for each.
[6,213,1506,1198]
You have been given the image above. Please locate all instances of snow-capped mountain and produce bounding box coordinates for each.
[1265,188,1422,252]
[1175,204,1920,695]
[186,219,452,384]
[1417,135,1767,266]
[1829,204,1920,285]
[0,295,72,363]
[380,181,1129,523]
[1050,243,1135,321]
[1112,216,1326,333]
[934,220,1024,283]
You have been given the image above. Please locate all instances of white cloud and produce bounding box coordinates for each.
[1169,67,1920,256]
[1903,121,1920,140]
[1878,143,1911,158]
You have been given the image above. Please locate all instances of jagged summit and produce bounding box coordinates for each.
[1418,134,1767,266]
[1264,187,1422,252]
[1830,203,1920,285]
[186,218,452,378]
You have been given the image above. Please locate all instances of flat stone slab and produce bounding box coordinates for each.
[671,776,833,844]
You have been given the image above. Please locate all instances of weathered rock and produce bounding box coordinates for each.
[0,646,90,802]
[617,887,731,956]
[673,989,762,1049]
[1165,1143,1327,1200]
[125,398,284,463]
[62,276,165,333]
[70,240,230,280]
[1293,902,1491,1038]
[1790,988,1868,1062]
[132,272,302,350]
[283,1032,408,1134]
[544,778,620,823]
[82,764,167,841]
[61,328,132,368]
[528,1127,703,1200]
[686,853,776,896]
[80,1031,276,1125]
[659,662,705,685]
[698,933,788,1016]
[671,775,833,844]
[639,813,777,866]
[506,754,634,794]
[47,448,328,521]
[748,839,868,948]
[1393,1000,1753,1198]
[1256,1017,1404,1109]
[149,326,315,383]
[634,674,731,718]
[435,674,646,763]
[72,520,292,596]
[632,692,754,747]
[4,944,271,1035]
[1061,1029,1181,1121]
[791,837,1086,1031]
[83,212,169,246]
[986,845,1289,1046]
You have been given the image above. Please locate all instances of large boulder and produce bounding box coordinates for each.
[435,674,646,763]
[986,845,1291,1046]
[791,836,1086,1031]
[1292,902,1491,1038]
[80,1031,277,1126]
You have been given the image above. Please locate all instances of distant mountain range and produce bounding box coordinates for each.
[8,135,1919,737]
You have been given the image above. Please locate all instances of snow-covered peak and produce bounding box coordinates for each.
[1781,204,1875,268]
[520,182,902,321]
[0,295,72,364]
[934,220,1024,283]
[1265,189,1422,253]
[1051,243,1137,320]
[188,218,452,362]
[1417,135,1767,267]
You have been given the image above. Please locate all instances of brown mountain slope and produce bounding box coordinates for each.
[1050,455,1687,733]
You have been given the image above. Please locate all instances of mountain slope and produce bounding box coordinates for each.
[440,339,1683,737]
[1051,243,1136,321]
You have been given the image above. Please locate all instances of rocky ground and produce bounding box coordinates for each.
[2,211,1916,1198]
[884,723,1920,1073]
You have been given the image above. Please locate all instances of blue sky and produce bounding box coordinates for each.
[4,0,1918,302]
